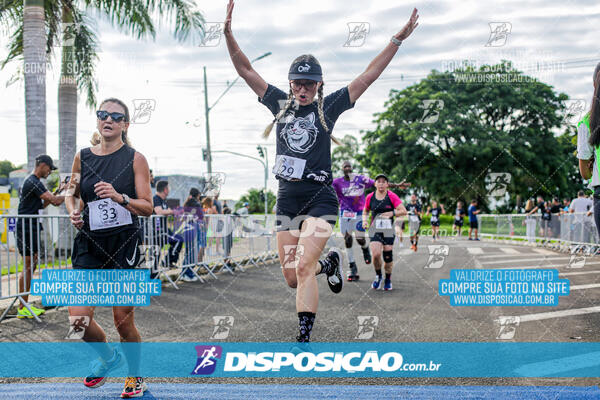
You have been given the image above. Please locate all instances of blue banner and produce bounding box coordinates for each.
[2,342,600,377]
[439,269,569,306]
[30,269,161,306]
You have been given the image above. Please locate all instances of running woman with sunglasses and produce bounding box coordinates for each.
[65,98,153,398]
[225,0,418,343]
[332,161,409,281]
[362,174,407,291]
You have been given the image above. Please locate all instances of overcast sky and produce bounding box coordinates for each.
[1,0,599,199]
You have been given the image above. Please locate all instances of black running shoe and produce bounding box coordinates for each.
[362,247,372,264]
[325,248,343,294]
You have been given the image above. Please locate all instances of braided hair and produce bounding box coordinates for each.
[263,54,340,145]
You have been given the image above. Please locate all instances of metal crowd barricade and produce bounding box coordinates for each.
[0,212,280,321]
[139,215,183,288]
[478,212,600,254]
[0,214,77,323]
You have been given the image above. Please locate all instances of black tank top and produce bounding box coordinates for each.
[368,192,395,223]
[80,145,138,236]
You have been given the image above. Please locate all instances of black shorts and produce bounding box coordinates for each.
[276,181,339,231]
[454,219,463,227]
[15,223,41,256]
[72,228,143,269]
[469,219,478,229]
[370,231,395,246]
[431,220,440,227]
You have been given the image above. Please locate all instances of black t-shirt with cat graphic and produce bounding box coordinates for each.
[259,84,355,185]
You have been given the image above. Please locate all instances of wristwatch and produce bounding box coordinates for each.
[391,36,402,46]
[120,193,130,206]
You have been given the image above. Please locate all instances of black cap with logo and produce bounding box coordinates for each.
[35,155,57,170]
[288,60,323,82]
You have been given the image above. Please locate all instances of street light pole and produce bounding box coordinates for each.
[203,66,212,174]
[256,145,268,215]
[202,52,271,175]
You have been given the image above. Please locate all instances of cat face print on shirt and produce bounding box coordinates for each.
[281,112,319,153]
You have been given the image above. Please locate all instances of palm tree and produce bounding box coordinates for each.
[2,0,205,171]
[20,0,47,170]
[2,0,204,255]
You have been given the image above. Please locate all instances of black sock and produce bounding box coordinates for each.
[297,312,316,342]
[385,273,391,281]
[318,256,335,276]
[375,270,382,278]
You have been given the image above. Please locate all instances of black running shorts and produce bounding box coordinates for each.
[72,228,143,269]
[276,180,339,231]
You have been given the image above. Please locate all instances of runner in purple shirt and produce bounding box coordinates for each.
[332,161,409,281]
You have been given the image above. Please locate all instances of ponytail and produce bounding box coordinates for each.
[589,62,600,147]
[121,130,131,147]
[90,131,101,145]
[316,83,340,145]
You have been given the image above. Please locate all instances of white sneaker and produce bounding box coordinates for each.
[182,275,199,282]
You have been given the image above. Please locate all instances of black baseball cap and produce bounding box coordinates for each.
[374,174,388,182]
[35,155,57,170]
[288,60,323,82]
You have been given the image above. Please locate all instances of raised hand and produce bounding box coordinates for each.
[224,0,234,35]
[394,8,419,41]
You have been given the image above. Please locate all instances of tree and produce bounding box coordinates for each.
[237,188,276,214]
[1,0,205,173]
[0,160,18,177]
[331,134,364,175]
[360,61,580,211]
[16,0,48,170]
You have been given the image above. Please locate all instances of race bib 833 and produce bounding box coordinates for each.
[88,199,132,231]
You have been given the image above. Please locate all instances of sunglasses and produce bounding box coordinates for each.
[290,81,317,90]
[96,110,127,122]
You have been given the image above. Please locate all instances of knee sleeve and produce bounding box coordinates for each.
[383,250,393,263]
[344,234,353,248]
